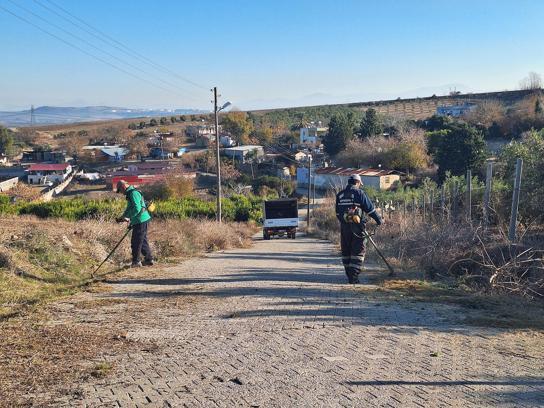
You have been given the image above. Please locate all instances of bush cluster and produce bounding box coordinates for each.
[0,195,264,223]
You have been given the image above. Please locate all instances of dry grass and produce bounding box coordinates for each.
[0,319,134,407]
[0,215,257,319]
[2,183,44,201]
[368,279,544,329]
[310,195,339,244]
[312,198,544,322]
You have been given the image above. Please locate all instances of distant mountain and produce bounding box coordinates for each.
[0,106,208,126]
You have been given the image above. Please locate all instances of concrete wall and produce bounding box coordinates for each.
[37,172,75,202]
[379,174,401,190]
[0,177,19,192]
[28,173,68,185]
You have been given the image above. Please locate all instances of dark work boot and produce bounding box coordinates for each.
[346,268,359,284]
[142,259,154,266]
[131,261,142,268]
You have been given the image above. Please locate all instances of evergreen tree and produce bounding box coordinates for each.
[359,108,383,138]
[0,127,15,157]
[427,123,487,180]
[323,112,356,155]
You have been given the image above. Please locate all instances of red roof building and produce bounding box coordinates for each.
[28,163,70,172]
[27,163,72,185]
[298,167,402,191]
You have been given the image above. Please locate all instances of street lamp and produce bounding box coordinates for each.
[212,87,231,223]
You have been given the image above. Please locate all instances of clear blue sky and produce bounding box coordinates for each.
[1,0,543,111]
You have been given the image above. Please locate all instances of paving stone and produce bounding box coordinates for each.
[45,236,543,407]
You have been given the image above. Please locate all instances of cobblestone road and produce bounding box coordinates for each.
[51,236,543,407]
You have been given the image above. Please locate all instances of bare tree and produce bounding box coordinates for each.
[519,72,543,90]
[465,100,505,127]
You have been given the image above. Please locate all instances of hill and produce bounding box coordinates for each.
[0,106,207,127]
[250,89,537,122]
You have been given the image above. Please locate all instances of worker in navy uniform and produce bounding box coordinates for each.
[335,174,383,284]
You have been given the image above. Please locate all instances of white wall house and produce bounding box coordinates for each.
[294,151,310,162]
[297,167,401,191]
[299,125,328,145]
[222,145,264,163]
[27,163,72,185]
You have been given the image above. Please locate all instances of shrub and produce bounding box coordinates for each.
[0,194,264,224]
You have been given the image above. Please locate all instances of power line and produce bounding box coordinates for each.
[261,142,299,165]
[34,0,209,91]
[5,0,201,101]
[0,4,197,101]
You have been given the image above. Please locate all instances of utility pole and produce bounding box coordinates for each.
[307,155,312,230]
[213,87,222,223]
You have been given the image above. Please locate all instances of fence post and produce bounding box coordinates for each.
[422,193,426,221]
[412,196,417,221]
[388,201,392,219]
[441,184,446,220]
[508,158,523,242]
[483,162,493,227]
[450,182,454,220]
[452,181,459,220]
[466,169,472,222]
[430,190,434,222]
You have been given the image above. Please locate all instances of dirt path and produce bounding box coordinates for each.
[28,236,544,406]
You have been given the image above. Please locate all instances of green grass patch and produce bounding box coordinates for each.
[90,362,114,378]
[0,194,264,223]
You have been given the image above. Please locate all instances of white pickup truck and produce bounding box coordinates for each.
[263,198,299,240]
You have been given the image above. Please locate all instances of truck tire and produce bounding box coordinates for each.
[263,231,271,240]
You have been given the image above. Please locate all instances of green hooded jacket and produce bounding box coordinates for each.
[122,186,151,226]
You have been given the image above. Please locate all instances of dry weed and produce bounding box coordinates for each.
[0,215,257,318]
[311,198,544,299]
[0,320,134,407]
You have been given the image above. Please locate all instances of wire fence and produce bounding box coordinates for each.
[374,159,532,242]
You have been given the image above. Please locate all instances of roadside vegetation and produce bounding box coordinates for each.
[0,216,257,319]
[311,119,544,303]
[0,192,264,223]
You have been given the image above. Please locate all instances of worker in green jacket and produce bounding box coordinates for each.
[116,180,153,267]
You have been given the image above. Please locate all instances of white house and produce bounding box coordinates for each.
[294,151,311,162]
[27,163,72,185]
[222,145,264,163]
[436,103,476,117]
[186,125,218,139]
[299,124,328,145]
[100,147,129,162]
[297,167,401,191]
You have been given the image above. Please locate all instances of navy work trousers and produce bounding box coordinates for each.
[340,222,366,284]
[131,221,152,263]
